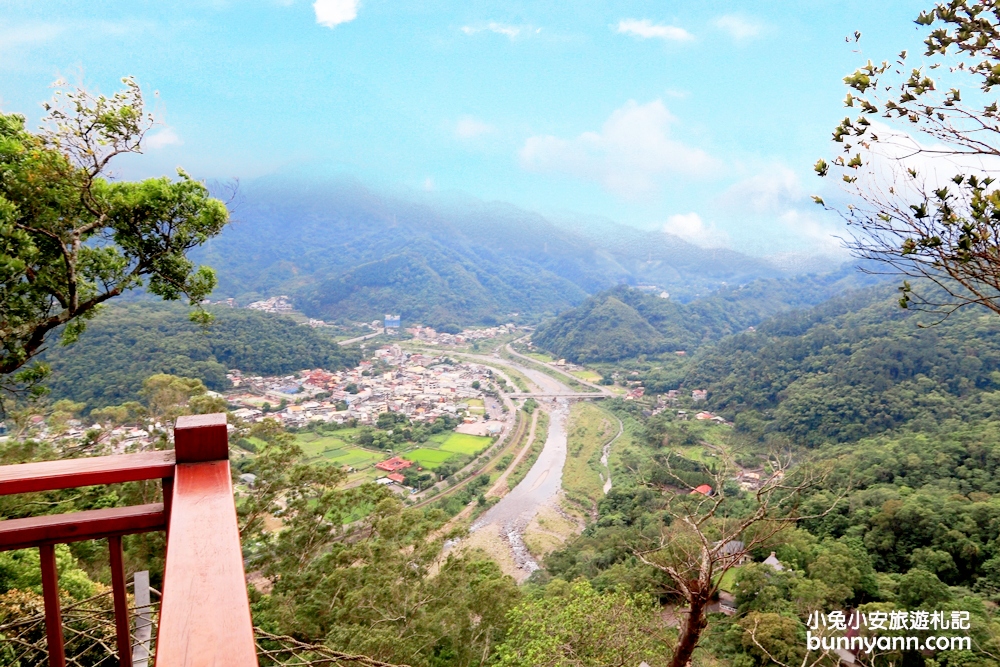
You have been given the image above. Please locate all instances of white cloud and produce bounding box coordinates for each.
[461,22,538,39]
[455,116,494,139]
[423,177,435,191]
[721,166,847,257]
[145,128,182,150]
[773,208,846,255]
[722,166,800,214]
[713,15,764,41]
[313,0,358,28]
[519,99,718,198]
[663,212,729,247]
[615,19,693,42]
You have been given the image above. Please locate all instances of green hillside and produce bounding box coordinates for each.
[39,303,360,410]
[683,285,1000,446]
[531,269,880,363]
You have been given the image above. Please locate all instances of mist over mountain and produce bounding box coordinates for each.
[194,178,792,327]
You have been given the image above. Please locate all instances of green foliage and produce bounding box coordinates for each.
[492,579,671,667]
[38,302,359,410]
[686,284,1000,445]
[533,269,880,363]
[0,79,228,389]
[0,544,94,601]
[255,493,520,667]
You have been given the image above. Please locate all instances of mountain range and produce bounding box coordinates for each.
[193,178,820,327]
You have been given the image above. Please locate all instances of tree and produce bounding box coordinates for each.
[816,3,1000,318]
[634,452,845,667]
[140,373,207,419]
[491,579,671,667]
[0,77,228,399]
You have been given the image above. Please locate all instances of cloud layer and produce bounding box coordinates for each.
[145,127,182,149]
[519,100,717,198]
[663,212,729,247]
[313,0,358,28]
[615,19,693,42]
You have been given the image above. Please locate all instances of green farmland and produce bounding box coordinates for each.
[295,427,491,476]
[294,429,383,474]
[406,448,456,469]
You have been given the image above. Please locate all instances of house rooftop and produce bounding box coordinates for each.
[375,456,413,472]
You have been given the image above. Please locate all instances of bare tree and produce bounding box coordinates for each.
[816,2,1000,320]
[634,451,846,667]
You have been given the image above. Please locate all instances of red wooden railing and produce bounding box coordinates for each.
[0,413,258,667]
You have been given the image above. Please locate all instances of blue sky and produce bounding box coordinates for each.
[0,0,929,259]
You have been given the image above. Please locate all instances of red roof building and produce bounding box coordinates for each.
[375,456,413,473]
[691,484,713,496]
[387,473,405,484]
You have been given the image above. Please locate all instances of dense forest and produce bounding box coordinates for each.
[679,285,1000,445]
[38,303,360,410]
[532,268,883,363]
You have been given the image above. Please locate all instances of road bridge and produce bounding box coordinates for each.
[508,392,609,399]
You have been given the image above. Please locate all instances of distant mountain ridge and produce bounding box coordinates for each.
[194,178,791,327]
[531,267,887,363]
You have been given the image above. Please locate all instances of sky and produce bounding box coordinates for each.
[0,0,931,259]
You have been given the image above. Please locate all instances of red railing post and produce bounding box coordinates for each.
[155,413,259,666]
[39,543,67,667]
[109,535,133,667]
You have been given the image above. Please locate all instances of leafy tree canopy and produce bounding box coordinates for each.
[0,78,228,401]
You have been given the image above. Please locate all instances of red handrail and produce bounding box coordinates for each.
[0,413,258,667]
[0,449,176,495]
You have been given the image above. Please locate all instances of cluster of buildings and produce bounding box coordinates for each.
[225,344,499,427]
[0,416,160,455]
[406,323,519,346]
[245,296,296,314]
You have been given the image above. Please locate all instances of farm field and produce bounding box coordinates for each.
[295,428,360,457]
[294,429,383,473]
[294,427,491,479]
[427,431,492,455]
[406,448,455,469]
[439,433,491,455]
[570,369,602,382]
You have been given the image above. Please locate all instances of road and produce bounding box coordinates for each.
[502,338,612,395]
[336,332,382,346]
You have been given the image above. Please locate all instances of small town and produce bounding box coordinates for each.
[223,344,505,430]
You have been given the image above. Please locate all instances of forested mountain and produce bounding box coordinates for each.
[192,178,789,327]
[681,285,1000,445]
[531,267,882,363]
[39,303,359,410]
